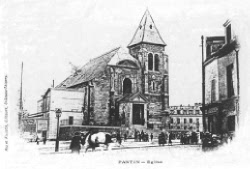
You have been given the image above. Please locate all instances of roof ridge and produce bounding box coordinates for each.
[79,47,120,70]
[127,10,148,47]
[92,47,120,61]
[147,11,166,46]
[66,47,121,87]
[127,10,166,47]
[56,47,121,88]
[141,10,148,43]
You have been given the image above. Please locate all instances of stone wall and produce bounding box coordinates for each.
[112,67,141,95]
[218,51,237,100]
[205,59,219,104]
[93,69,111,125]
[128,43,169,129]
[205,51,237,104]
[119,103,132,127]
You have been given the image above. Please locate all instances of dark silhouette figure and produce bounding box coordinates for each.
[150,133,153,142]
[138,133,141,142]
[168,132,172,145]
[35,136,39,145]
[43,136,47,145]
[158,132,166,146]
[141,130,144,141]
[124,133,127,142]
[70,132,82,154]
[134,131,137,142]
[116,132,122,145]
[145,133,149,142]
[180,134,184,145]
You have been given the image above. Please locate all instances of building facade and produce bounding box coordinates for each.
[203,20,240,137]
[56,10,169,131]
[169,103,203,133]
[32,88,84,139]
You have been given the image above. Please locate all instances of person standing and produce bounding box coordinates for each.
[150,133,153,142]
[168,132,172,145]
[116,132,122,145]
[43,136,47,145]
[134,131,137,142]
[35,136,39,145]
[158,133,162,146]
[141,130,144,141]
[145,132,149,142]
[180,134,184,145]
[124,133,127,142]
[70,132,82,154]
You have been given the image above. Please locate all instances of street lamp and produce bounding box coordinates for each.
[201,35,206,132]
[55,108,62,152]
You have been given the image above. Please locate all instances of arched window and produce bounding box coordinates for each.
[148,53,153,70]
[123,78,132,94]
[154,54,159,71]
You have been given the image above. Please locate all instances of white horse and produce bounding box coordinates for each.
[83,132,113,153]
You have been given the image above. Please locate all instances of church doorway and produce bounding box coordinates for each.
[132,104,144,125]
[123,78,132,94]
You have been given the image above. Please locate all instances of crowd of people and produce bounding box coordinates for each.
[201,132,233,151]
[180,132,198,145]
[35,135,47,145]
[33,129,235,155]
[133,130,152,142]
[158,132,173,146]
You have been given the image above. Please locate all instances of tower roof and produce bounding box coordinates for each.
[128,10,166,47]
[108,47,139,67]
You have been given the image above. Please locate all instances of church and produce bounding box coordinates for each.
[56,10,169,131]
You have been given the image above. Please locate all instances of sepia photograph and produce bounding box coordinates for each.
[1,0,250,169]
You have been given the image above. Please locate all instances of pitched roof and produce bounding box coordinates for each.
[128,9,166,47]
[108,47,139,67]
[56,47,120,88]
[117,92,148,103]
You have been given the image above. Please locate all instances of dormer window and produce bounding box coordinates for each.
[226,24,231,44]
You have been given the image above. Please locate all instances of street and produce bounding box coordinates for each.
[2,136,249,169]
[36,138,201,154]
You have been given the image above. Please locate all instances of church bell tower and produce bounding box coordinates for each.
[127,9,169,113]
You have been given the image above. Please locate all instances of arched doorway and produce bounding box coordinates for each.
[123,78,132,94]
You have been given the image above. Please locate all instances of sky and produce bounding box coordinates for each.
[1,0,249,117]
